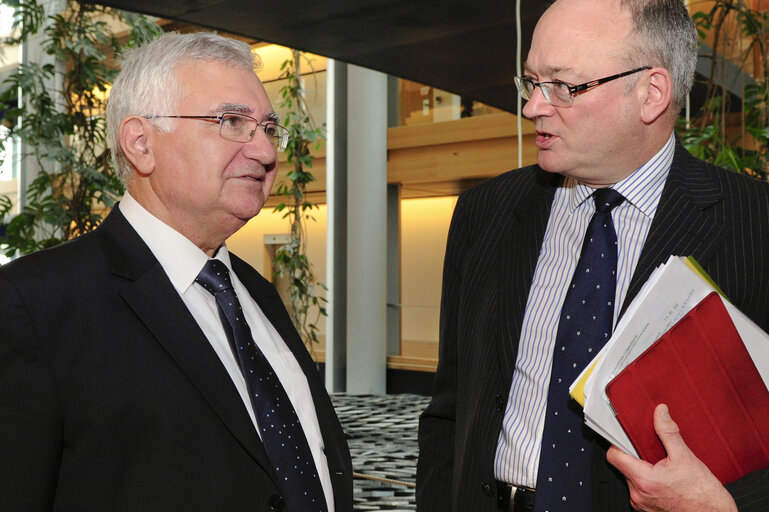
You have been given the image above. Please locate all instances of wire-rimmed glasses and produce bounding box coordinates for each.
[145,112,289,151]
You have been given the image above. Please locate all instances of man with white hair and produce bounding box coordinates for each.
[0,31,352,511]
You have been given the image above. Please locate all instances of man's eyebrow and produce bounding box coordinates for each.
[212,103,252,114]
[543,65,571,75]
[543,65,580,81]
[211,104,280,123]
[524,64,575,79]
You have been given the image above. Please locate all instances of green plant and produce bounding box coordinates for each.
[0,0,161,257]
[273,49,327,354]
[680,0,768,179]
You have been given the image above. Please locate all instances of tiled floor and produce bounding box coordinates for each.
[331,394,430,511]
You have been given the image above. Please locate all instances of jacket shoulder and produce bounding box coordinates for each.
[0,230,103,284]
[674,143,769,203]
[460,165,543,203]
[457,165,548,216]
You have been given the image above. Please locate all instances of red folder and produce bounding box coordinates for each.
[605,292,769,484]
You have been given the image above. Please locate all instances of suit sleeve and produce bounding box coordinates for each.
[726,330,769,510]
[0,272,63,510]
[416,195,470,511]
[722,175,769,512]
[724,470,769,511]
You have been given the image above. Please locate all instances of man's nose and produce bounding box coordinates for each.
[243,126,278,163]
[521,85,555,119]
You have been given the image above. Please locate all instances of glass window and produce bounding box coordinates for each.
[0,5,14,36]
[253,44,328,128]
[398,79,504,126]
[0,125,18,219]
[0,125,15,181]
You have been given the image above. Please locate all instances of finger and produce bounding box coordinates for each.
[653,403,688,458]
[607,444,653,480]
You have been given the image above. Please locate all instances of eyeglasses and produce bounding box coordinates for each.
[145,112,289,151]
[514,66,652,107]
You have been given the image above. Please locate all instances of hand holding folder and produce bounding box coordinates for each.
[605,403,740,512]
[605,292,769,485]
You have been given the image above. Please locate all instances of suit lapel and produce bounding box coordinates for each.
[231,255,313,372]
[620,142,725,316]
[96,208,276,479]
[497,169,560,382]
[230,256,349,467]
[231,255,352,506]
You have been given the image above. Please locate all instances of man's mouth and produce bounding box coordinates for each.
[535,130,556,148]
[237,171,266,182]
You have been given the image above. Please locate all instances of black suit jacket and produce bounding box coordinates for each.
[0,207,352,511]
[416,142,769,511]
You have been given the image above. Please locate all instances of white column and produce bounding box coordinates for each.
[325,59,348,393]
[18,0,66,211]
[345,65,388,394]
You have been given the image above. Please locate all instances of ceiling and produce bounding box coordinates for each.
[86,0,553,114]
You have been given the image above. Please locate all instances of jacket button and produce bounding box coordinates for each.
[495,394,505,411]
[268,495,285,511]
[481,481,494,496]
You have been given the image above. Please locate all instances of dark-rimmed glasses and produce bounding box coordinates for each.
[514,66,652,107]
[145,112,289,151]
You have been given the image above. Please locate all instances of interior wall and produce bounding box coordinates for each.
[227,204,329,351]
[399,196,456,360]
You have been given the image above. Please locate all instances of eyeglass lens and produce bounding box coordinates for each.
[218,113,287,150]
[517,78,572,107]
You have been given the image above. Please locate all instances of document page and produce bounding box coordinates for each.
[577,256,717,455]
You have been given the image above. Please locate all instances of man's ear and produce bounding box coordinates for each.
[119,116,156,176]
[640,68,673,125]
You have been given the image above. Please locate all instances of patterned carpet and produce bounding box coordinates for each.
[331,393,430,511]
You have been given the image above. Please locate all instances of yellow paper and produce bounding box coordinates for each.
[570,257,722,410]
[569,356,601,407]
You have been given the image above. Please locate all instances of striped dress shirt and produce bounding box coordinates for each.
[494,133,676,488]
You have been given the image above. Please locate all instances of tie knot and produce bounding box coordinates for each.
[196,259,233,295]
[593,187,624,213]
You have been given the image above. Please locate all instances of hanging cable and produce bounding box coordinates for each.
[685,0,691,128]
[516,0,523,168]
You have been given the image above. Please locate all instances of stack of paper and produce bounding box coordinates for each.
[605,292,769,484]
[570,255,769,462]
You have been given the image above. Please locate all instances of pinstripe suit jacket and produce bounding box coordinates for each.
[416,141,769,511]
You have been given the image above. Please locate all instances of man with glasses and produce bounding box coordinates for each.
[417,0,769,511]
[0,32,352,511]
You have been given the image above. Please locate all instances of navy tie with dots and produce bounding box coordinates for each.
[534,188,624,512]
[196,260,327,512]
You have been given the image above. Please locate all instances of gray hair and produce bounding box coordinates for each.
[107,31,261,181]
[621,0,698,114]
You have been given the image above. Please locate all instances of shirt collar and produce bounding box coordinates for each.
[564,133,675,217]
[118,192,232,294]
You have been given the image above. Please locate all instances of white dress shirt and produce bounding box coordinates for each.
[119,193,335,511]
[494,133,676,488]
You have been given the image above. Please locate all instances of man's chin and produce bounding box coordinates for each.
[537,153,565,175]
[234,207,264,224]
[227,198,267,226]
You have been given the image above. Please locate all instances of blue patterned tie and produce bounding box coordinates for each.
[534,188,624,512]
[196,260,328,512]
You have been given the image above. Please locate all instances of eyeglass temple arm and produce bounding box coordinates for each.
[569,66,652,94]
